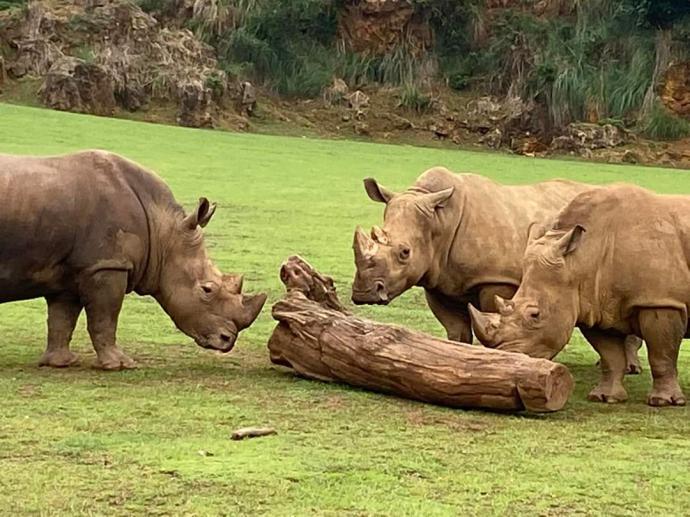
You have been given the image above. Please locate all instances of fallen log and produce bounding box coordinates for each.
[268,256,574,412]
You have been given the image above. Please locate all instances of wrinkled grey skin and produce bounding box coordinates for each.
[351,166,641,368]
[0,150,266,370]
[469,185,690,406]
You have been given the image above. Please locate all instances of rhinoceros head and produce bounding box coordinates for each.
[351,178,453,305]
[157,198,267,352]
[469,225,585,359]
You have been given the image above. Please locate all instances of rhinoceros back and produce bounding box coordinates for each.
[419,169,591,292]
[0,150,174,302]
[554,185,690,325]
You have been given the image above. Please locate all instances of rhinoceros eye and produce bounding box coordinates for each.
[525,307,540,321]
[200,282,217,297]
[399,247,411,262]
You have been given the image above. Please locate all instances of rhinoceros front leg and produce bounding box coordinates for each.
[639,308,686,407]
[424,290,472,343]
[38,295,82,368]
[582,328,628,403]
[81,270,136,371]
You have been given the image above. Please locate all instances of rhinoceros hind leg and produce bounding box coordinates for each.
[624,335,643,375]
[81,270,136,371]
[582,329,628,403]
[639,308,686,407]
[39,295,82,368]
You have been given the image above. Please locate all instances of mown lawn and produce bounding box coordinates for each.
[1,103,689,516]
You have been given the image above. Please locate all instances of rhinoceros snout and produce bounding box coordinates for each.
[195,330,238,353]
[352,280,389,305]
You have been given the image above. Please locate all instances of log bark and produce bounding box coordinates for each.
[268,256,574,412]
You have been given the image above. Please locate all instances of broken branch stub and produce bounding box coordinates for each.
[268,256,574,412]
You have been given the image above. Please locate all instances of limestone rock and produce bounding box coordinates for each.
[39,56,116,116]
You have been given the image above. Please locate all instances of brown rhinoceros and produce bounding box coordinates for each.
[351,166,643,370]
[469,184,690,406]
[0,150,266,370]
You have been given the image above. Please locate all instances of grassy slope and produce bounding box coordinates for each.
[0,103,689,516]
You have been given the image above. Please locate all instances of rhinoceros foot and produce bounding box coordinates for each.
[587,384,628,404]
[94,346,136,371]
[647,389,686,407]
[38,349,80,368]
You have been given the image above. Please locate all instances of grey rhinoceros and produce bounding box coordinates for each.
[469,184,690,406]
[0,150,266,370]
[351,166,642,370]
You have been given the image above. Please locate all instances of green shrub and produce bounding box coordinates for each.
[642,101,690,140]
[0,0,25,11]
[398,83,432,113]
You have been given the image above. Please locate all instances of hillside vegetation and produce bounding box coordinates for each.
[1,1,690,168]
[140,0,690,136]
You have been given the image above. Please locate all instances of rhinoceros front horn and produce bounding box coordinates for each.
[238,293,267,329]
[468,304,500,347]
[353,226,375,263]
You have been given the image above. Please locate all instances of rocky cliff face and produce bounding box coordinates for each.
[337,0,431,56]
[0,0,227,126]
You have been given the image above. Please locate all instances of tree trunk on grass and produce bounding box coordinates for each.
[268,256,574,413]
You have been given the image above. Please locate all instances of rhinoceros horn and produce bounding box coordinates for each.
[353,226,378,262]
[494,295,515,316]
[224,273,244,294]
[468,304,501,347]
[237,293,267,329]
[370,225,389,245]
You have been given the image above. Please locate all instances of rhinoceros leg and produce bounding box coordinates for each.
[639,308,686,407]
[38,295,82,368]
[624,335,643,374]
[582,328,628,403]
[81,270,136,371]
[424,290,472,343]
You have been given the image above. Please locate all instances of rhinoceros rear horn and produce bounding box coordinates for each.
[363,178,396,204]
[224,273,244,294]
[184,197,217,229]
[238,293,267,329]
[494,295,515,316]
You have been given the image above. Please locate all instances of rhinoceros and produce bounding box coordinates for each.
[0,150,266,370]
[469,184,690,406]
[351,167,643,370]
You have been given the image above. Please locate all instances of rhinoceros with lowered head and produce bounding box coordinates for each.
[351,167,643,371]
[0,150,266,370]
[469,184,690,406]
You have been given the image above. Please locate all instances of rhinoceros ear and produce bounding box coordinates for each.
[556,224,586,256]
[527,221,548,243]
[184,197,217,229]
[363,178,396,204]
[422,187,454,211]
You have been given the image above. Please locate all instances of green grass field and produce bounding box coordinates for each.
[1,103,690,516]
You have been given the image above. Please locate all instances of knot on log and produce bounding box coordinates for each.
[279,255,348,313]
